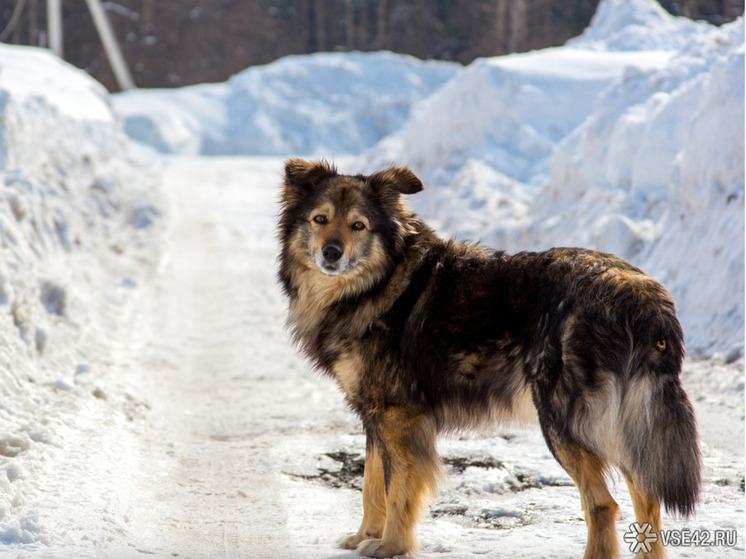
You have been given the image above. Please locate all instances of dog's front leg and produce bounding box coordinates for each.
[356,407,441,558]
[339,437,387,549]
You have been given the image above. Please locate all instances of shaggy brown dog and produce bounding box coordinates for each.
[278,158,700,559]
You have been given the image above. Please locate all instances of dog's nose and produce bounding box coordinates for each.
[322,243,343,263]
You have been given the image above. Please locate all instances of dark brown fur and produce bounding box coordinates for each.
[278,159,701,559]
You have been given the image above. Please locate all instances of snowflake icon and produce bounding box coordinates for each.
[624,522,659,554]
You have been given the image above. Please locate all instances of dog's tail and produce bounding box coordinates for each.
[619,308,701,517]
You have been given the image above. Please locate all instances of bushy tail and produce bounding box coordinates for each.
[621,315,701,516]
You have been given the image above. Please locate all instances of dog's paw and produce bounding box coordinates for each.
[356,538,407,558]
[338,531,365,550]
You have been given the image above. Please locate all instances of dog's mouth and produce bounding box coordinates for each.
[319,261,355,276]
[314,251,356,276]
[321,262,344,275]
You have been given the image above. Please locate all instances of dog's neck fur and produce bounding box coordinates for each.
[286,260,389,342]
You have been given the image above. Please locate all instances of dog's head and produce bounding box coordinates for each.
[279,158,423,283]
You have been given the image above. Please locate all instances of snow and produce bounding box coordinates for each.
[567,0,709,51]
[0,44,113,122]
[0,0,743,557]
[111,51,458,157]
[0,41,163,549]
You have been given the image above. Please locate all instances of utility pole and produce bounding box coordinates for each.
[44,0,136,90]
[84,0,135,90]
[47,0,63,56]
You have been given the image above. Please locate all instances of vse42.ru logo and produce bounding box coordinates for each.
[624,522,738,554]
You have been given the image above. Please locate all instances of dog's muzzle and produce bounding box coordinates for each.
[316,242,350,275]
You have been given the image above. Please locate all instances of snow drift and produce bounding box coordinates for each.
[0,44,160,545]
[111,51,458,156]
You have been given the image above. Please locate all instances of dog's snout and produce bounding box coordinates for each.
[322,243,344,263]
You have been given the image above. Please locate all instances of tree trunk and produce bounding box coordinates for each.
[315,0,327,51]
[508,0,527,52]
[375,0,387,50]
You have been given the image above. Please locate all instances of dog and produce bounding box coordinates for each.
[278,158,701,559]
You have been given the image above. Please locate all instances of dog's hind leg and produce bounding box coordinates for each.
[624,474,666,559]
[339,441,387,549]
[554,443,620,559]
[356,407,441,559]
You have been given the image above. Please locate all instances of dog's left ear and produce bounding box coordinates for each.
[368,166,424,195]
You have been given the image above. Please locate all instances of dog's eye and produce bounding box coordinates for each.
[351,221,366,231]
[312,215,328,225]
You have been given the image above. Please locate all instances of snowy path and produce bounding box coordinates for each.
[113,156,363,559]
[51,154,740,559]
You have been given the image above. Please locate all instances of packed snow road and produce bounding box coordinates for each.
[107,156,365,559]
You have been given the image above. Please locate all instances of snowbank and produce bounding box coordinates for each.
[111,51,458,156]
[534,18,744,356]
[366,48,674,193]
[364,0,744,357]
[0,44,160,546]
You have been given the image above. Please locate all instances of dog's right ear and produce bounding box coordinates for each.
[282,158,337,203]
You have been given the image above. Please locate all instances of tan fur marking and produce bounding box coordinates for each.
[339,445,387,550]
[357,408,441,558]
[600,268,675,309]
[361,445,387,538]
[554,445,619,559]
[602,267,649,285]
[656,339,667,352]
[624,474,665,559]
[347,211,370,230]
[309,203,335,222]
[333,350,363,397]
[309,203,354,264]
[509,384,539,426]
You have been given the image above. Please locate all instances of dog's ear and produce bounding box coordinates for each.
[283,158,337,202]
[368,166,424,196]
